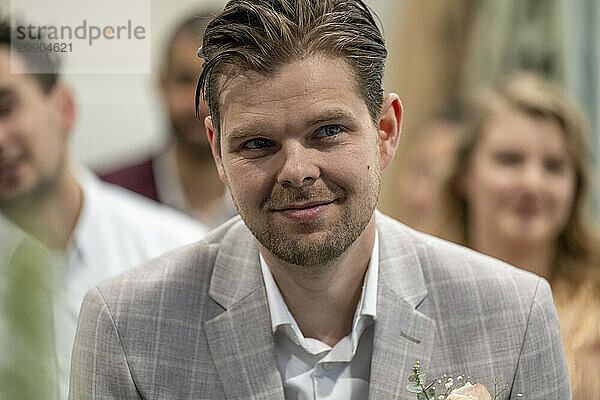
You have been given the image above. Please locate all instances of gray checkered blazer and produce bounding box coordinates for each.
[69,212,571,399]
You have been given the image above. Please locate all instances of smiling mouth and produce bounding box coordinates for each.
[274,200,336,211]
[272,199,337,222]
[513,202,541,217]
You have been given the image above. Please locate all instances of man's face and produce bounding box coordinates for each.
[160,34,210,155]
[208,55,399,267]
[0,48,70,206]
[397,121,458,233]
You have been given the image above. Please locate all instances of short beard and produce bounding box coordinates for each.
[0,155,65,213]
[258,203,373,270]
[171,120,212,161]
[235,170,381,270]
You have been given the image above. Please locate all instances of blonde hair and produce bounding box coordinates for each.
[437,72,600,287]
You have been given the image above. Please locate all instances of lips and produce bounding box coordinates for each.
[513,200,540,217]
[273,199,336,222]
[274,200,335,211]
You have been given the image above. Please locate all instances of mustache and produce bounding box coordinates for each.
[263,185,346,210]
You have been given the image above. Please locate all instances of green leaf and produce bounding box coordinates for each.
[416,388,436,400]
[419,373,427,385]
[408,374,418,383]
[426,388,436,398]
[407,384,423,394]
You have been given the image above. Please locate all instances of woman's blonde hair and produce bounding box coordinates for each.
[437,72,600,287]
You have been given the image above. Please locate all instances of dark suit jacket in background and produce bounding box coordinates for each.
[100,158,159,202]
[69,213,571,399]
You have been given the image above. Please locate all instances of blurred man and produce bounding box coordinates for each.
[71,1,570,399]
[101,10,236,228]
[0,21,206,399]
[396,113,460,234]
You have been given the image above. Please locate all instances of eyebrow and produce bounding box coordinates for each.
[225,126,273,144]
[307,109,358,127]
[224,108,359,144]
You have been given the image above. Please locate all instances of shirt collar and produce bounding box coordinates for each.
[69,166,96,263]
[260,230,379,346]
[0,212,30,262]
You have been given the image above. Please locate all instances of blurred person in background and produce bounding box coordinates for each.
[395,110,461,234]
[101,10,237,229]
[436,72,600,399]
[0,20,206,399]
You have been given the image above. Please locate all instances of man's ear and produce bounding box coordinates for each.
[205,116,228,184]
[378,93,402,170]
[51,84,76,139]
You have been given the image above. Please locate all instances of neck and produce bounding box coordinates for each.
[174,140,225,210]
[471,232,555,280]
[259,214,376,346]
[1,161,83,249]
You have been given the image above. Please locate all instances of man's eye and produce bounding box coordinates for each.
[243,138,274,150]
[314,125,341,138]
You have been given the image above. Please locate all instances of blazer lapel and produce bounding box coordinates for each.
[205,221,284,399]
[369,214,436,399]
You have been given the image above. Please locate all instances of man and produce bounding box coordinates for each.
[395,112,460,235]
[70,1,571,399]
[0,21,207,399]
[101,10,236,228]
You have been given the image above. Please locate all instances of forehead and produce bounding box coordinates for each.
[482,109,569,153]
[218,55,370,134]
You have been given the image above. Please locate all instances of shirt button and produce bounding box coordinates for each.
[321,363,333,371]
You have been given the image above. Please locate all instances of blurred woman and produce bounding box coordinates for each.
[436,73,600,399]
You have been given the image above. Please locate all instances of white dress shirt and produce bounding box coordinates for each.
[0,168,207,399]
[260,232,379,400]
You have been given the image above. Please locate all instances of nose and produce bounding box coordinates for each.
[276,141,320,188]
[520,162,544,193]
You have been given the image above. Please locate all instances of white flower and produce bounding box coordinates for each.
[446,383,491,400]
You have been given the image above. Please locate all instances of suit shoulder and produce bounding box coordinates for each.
[376,212,542,299]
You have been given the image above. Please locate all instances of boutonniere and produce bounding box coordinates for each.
[406,361,524,400]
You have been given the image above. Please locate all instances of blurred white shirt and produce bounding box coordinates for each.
[0,167,207,399]
[259,232,378,400]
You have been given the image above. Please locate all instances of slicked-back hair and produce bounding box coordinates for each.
[196,0,387,143]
